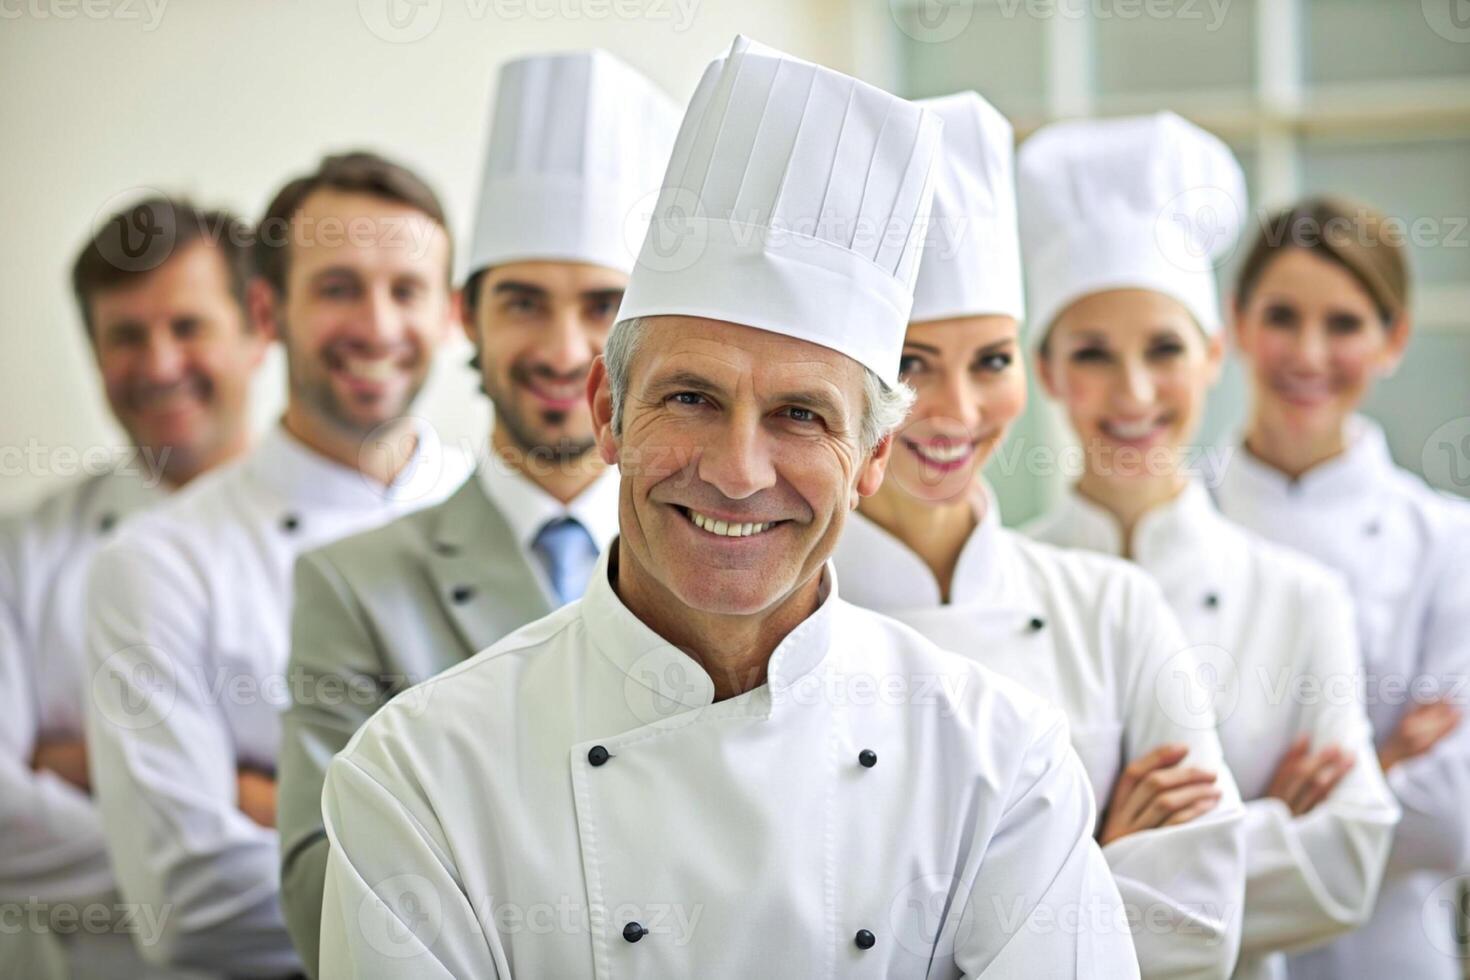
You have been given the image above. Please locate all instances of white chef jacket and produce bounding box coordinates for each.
[84,423,468,977]
[833,491,1247,980]
[1216,416,1470,980]
[0,468,208,980]
[1027,480,1401,980]
[476,459,620,607]
[318,547,1142,979]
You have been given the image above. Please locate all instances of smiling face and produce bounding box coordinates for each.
[1233,248,1409,446]
[1040,289,1222,485]
[90,240,268,484]
[590,316,889,618]
[469,260,625,462]
[882,314,1025,506]
[260,188,454,439]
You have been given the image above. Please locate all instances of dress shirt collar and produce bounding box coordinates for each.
[476,457,620,554]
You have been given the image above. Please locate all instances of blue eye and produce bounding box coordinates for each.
[976,353,1013,373]
[669,392,705,407]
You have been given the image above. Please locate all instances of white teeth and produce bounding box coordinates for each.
[344,356,396,381]
[688,510,774,537]
[1104,419,1161,440]
[912,442,972,464]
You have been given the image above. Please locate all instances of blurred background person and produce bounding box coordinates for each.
[1217,197,1470,980]
[83,153,469,977]
[1,196,267,980]
[1021,113,1402,980]
[276,50,678,975]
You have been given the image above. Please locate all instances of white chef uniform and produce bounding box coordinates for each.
[319,35,1139,979]
[843,89,1244,980]
[321,548,1137,979]
[836,494,1247,979]
[84,424,467,976]
[1217,416,1470,980]
[1018,114,1401,979]
[1027,482,1401,979]
[0,467,204,980]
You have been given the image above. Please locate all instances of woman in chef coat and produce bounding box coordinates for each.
[1017,113,1403,979]
[834,93,1247,980]
[1212,197,1470,980]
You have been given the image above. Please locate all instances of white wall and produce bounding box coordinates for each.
[0,0,851,512]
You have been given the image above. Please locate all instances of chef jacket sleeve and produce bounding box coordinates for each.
[279,549,392,978]
[319,750,501,979]
[953,710,1141,979]
[83,538,301,976]
[1238,572,1399,958]
[0,540,114,901]
[1383,522,1470,875]
[1104,574,1246,980]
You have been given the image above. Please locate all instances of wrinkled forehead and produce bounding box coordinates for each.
[633,315,867,402]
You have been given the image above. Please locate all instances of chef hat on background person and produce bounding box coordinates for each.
[462,49,680,281]
[1017,111,1247,345]
[910,91,1025,326]
[615,35,944,388]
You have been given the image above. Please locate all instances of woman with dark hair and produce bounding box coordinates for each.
[1216,197,1470,980]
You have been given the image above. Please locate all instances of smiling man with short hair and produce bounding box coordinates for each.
[277,51,678,976]
[319,37,1139,979]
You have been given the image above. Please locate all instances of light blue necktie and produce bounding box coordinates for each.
[532,517,598,607]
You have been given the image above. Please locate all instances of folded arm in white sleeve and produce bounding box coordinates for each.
[84,538,300,975]
[1239,573,1400,958]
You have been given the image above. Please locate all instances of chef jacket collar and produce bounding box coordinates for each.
[1057,478,1225,569]
[1226,415,1391,506]
[839,483,1016,610]
[248,420,447,511]
[582,541,839,715]
[476,458,620,557]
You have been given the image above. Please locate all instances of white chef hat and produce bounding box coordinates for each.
[615,35,943,387]
[462,50,680,280]
[910,92,1024,325]
[1017,111,1247,344]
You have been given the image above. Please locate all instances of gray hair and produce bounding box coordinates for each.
[604,316,914,456]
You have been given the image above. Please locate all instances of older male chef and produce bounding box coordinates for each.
[276,50,678,975]
[318,36,1140,980]
[2,197,268,980]
[84,152,470,977]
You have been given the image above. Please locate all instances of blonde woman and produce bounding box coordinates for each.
[834,93,1245,979]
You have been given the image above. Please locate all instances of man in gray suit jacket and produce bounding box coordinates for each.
[275,50,680,975]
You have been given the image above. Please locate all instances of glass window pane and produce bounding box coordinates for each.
[1093,0,1256,97]
[894,0,1049,120]
[1306,0,1470,86]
